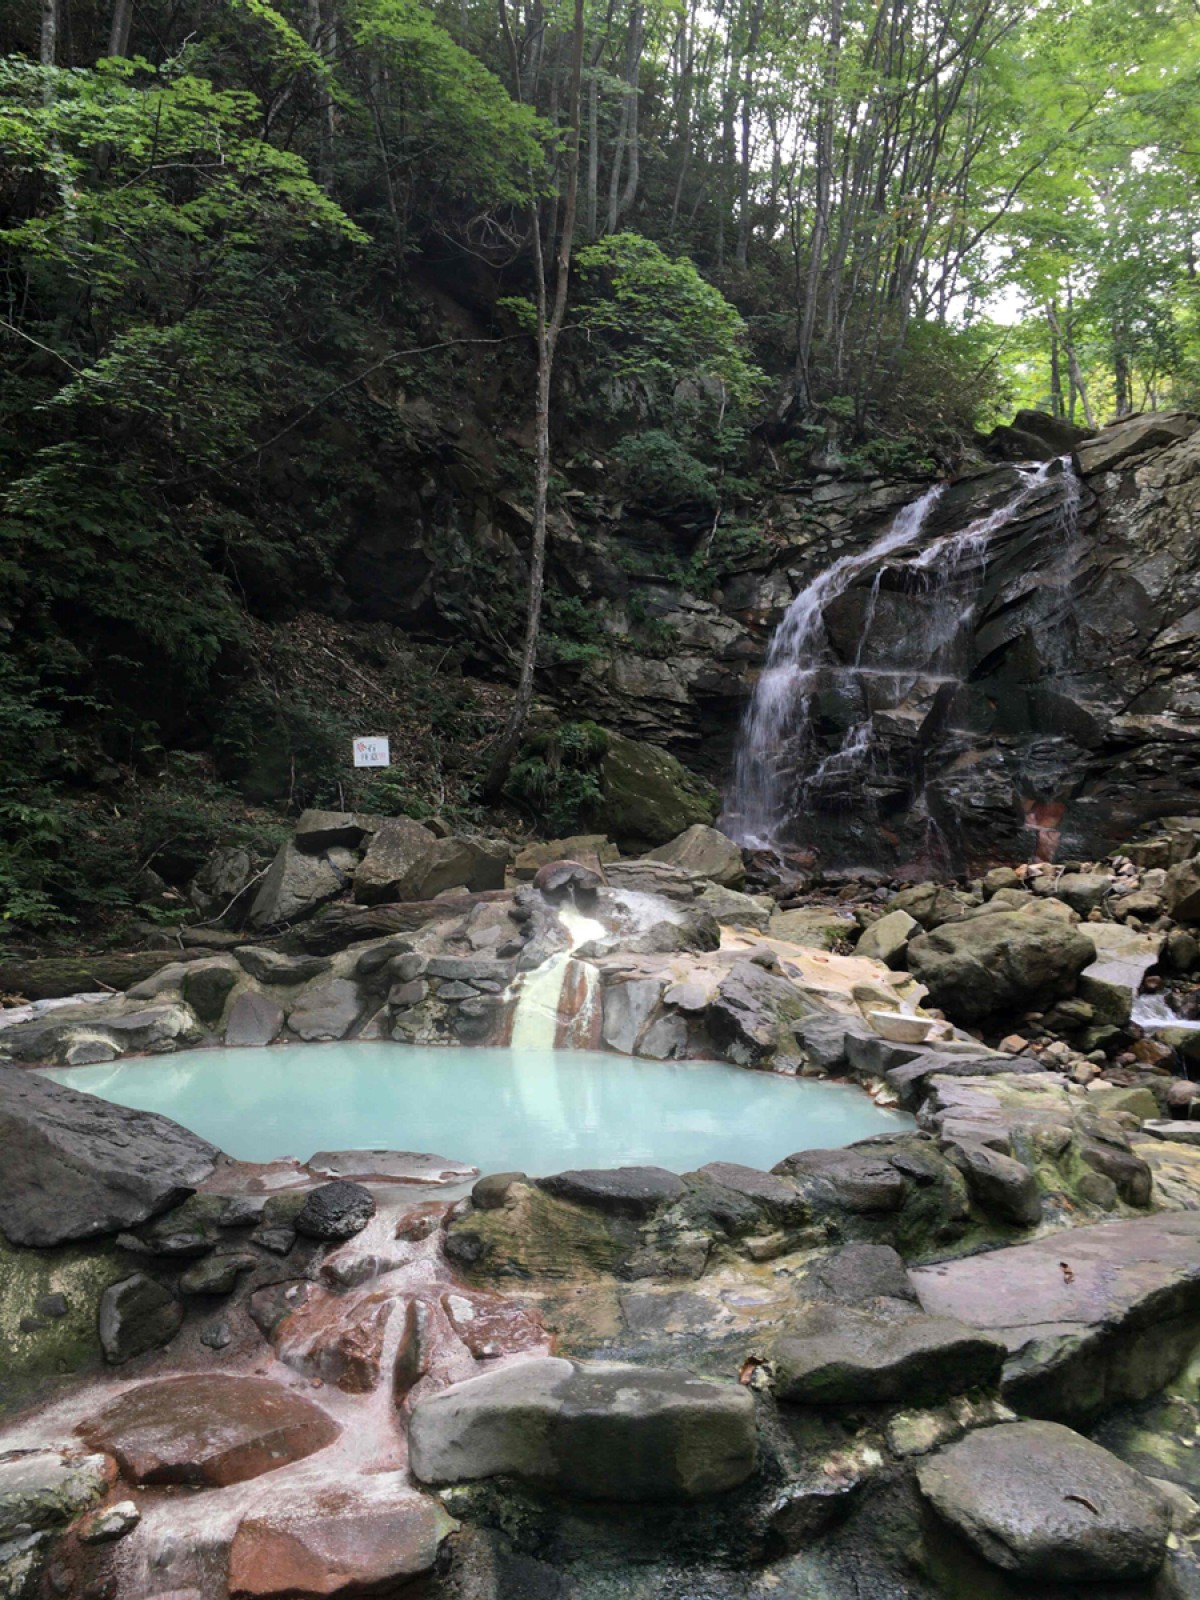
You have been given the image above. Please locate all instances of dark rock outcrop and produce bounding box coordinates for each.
[0,1067,218,1247]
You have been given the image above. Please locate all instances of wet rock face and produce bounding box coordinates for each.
[79,1374,341,1486]
[0,1066,218,1247]
[408,1357,757,1501]
[917,1420,1170,1581]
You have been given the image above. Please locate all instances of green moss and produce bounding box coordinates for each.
[598,734,718,851]
[0,1233,127,1415]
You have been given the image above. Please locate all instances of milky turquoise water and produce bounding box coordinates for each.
[41,1043,912,1173]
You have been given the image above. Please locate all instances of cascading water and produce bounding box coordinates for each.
[721,457,1081,865]
[508,902,605,1049]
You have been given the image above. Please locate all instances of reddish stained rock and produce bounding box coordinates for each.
[78,1375,340,1487]
[275,1287,397,1394]
[440,1290,546,1362]
[227,1479,455,1598]
[393,1201,450,1242]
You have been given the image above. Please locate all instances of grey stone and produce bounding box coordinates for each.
[178,1252,258,1295]
[76,1500,141,1544]
[1054,872,1114,916]
[886,883,971,930]
[907,908,1095,1023]
[773,1302,1005,1405]
[695,885,774,932]
[248,840,352,929]
[222,990,284,1047]
[911,1211,1200,1422]
[799,1242,918,1305]
[1076,409,1198,474]
[0,1066,218,1247]
[408,1356,756,1501]
[233,948,331,986]
[294,1180,376,1240]
[644,825,745,888]
[947,1141,1042,1226]
[0,1452,111,1541]
[694,1162,807,1226]
[352,817,439,905]
[538,1166,685,1217]
[532,860,605,896]
[189,846,252,918]
[293,809,381,852]
[856,909,918,967]
[706,960,809,1065]
[916,1419,1170,1581]
[180,959,239,1025]
[98,1273,184,1364]
[772,1146,907,1213]
[601,977,662,1055]
[287,978,362,1041]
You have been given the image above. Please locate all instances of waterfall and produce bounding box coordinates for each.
[508,903,605,1050]
[721,458,1076,858]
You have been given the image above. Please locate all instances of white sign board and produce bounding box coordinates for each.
[352,736,390,768]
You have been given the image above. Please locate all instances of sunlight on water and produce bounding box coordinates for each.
[41,1043,912,1172]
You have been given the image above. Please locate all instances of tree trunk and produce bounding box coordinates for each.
[735,0,764,268]
[1046,299,1095,429]
[107,0,132,56]
[1046,300,1065,418]
[484,0,585,795]
[40,0,58,65]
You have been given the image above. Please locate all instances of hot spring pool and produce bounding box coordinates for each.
[41,1044,912,1174]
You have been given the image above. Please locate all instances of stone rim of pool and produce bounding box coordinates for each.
[39,1040,913,1175]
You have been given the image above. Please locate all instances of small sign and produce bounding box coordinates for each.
[352,736,390,768]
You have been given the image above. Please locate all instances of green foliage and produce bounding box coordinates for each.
[575,234,767,427]
[611,431,716,508]
[505,720,608,834]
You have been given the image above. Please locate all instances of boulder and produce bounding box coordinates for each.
[286,978,363,1042]
[600,977,664,1055]
[798,1242,918,1305]
[1164,854,1200,922]
[532,860,605,896]
[514,836,618,879]
[856,909,918,967]
[294,1180,376,1240]
[599,733,718,852]
[1077,922,1164,1027]
[773,1302,1005,1405]
[228,1480,454,1599]
[79,1374,341,1486]
[1076,410,1198,475]
[0,1451,111,1541]
[769,907,857,949]
[1053,872,1114,916]
[233,948,331,986]
[189,846,253,918]
[352,818,438,905]
[946,1141,1042,1227]
[696,884,773,931]
[222,990,285,1047]
[180,959,240,1025]
[910,1211,1200,1422]
[705,960,810,1065]
[645,825,745,888]
[916,1419,1170,1581]
[248,841,354,929]
[293,809,381,852]
[886,884,970,930]
[907,908,1095,1023]
[98,1273,184,1364]
[0,1067,218,1247]
[537,1166,685,1218]
[408,1356,756,1501]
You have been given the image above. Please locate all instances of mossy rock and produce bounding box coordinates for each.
[598,734,718,852]
[444,1184,630,1281]
[0,1232,127,1415]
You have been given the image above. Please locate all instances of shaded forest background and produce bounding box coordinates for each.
[1,0,1198,941]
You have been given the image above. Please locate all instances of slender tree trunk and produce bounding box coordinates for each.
[1046,301,1065,418]
[1046,299,1095,429]
[40,0,58,65]
[107,0,132,56]
[735,0,763,268]
[485,0,585,794]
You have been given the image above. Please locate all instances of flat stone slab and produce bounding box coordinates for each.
[773,1302,1005,1405]
[911,1212,1200,1422]
[917,1419,1170,1581]
[79,1375,340,1486]
[308,1149,479,1184]
[1142,1120,1200,1146]
[408,1356,756,1501]
[228,1477,454,1598]
[0,1066,218,1246]
[537,1166,685,1217]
